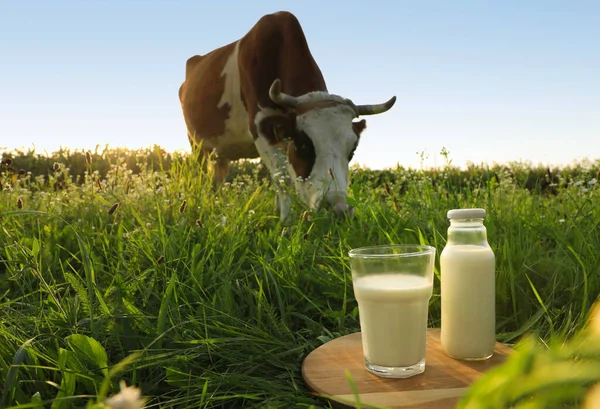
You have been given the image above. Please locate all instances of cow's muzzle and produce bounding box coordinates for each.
[323,192,355,218]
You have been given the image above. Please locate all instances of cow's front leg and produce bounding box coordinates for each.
[214,155,230,185]
[274,189,292,224]
[253,136,293,224]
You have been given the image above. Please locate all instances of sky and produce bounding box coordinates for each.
[1,1,599,170]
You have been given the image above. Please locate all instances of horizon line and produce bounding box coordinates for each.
[1,143,599,172]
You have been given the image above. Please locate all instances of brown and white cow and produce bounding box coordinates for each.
[178,11,396,222]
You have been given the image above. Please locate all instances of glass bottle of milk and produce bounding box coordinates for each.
[440,208,496,360]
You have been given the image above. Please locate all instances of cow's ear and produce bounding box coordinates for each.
[352,119,367,136]
[259,114,296,145]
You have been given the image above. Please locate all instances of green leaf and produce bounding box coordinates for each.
[51,348,79,409]
[31,238,40,258]
[156,272,177,349]
[65,334,108,377]
[2,338,34,408]
[51,372,76,409]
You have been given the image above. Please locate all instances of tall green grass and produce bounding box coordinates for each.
[1,147,599,408]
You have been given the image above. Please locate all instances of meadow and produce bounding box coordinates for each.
[1,145,600,408]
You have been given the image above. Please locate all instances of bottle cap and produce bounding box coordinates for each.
[447,208,486,220]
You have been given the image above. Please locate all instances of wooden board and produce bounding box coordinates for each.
[302,328,512,409]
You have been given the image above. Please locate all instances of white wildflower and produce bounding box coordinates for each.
[574,181,583,187]
[588,178,597,186]
[104,381,147,409]
[248,209,255,216]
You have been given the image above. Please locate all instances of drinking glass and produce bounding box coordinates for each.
[349,244,436,378]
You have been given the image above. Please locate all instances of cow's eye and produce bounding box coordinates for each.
[289,132,316,179]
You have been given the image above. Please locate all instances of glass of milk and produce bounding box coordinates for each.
[348,244,436,378]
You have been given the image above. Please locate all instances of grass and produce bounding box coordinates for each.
[1,146,599,408]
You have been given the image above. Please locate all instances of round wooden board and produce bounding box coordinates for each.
[302,328,512,409]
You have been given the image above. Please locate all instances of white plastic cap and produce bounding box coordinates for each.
[447,208,486,220]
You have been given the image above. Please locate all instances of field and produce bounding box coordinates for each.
[1,145,600,409]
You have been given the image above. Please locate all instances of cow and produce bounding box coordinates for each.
[178,11,396,222]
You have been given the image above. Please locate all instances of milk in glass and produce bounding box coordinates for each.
[353,273,433,367]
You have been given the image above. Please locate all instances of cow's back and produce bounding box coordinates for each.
[238,11,327,122]
[179,41,238,145]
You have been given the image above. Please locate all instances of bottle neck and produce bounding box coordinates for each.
[447,218,489,246]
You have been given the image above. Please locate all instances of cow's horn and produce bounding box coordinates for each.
[269,79,299,108]
[354,96,397,116]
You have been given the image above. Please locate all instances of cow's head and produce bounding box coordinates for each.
[266,79,396,217]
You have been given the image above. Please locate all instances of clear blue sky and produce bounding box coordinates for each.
[1,1,598,170]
